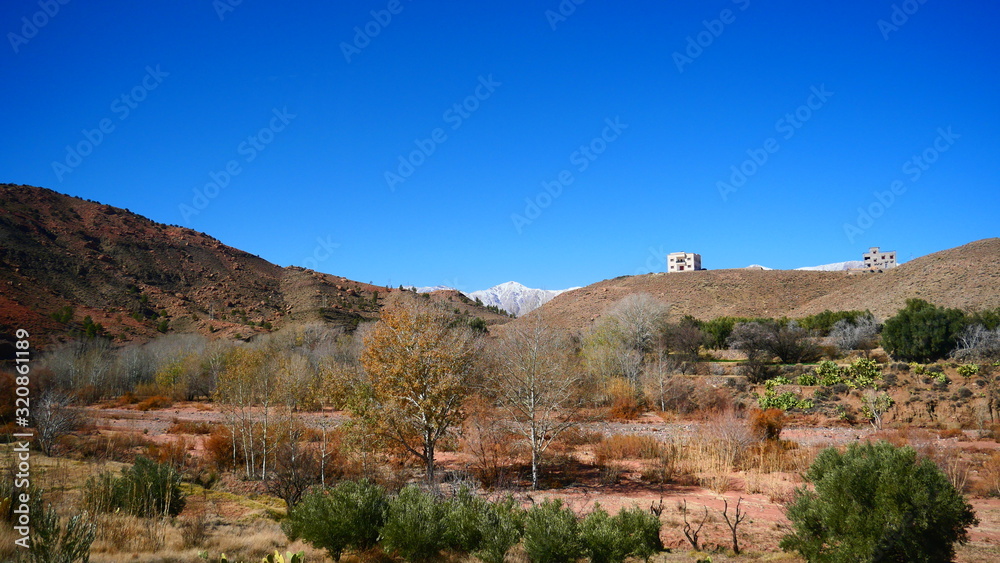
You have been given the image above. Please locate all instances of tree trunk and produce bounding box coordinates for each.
[531,449,539,490]
[425,437,435,483]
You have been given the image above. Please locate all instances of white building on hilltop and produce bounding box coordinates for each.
[668,252,702,273]
[863,247,897,270]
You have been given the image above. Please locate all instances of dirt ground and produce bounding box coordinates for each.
[62,403,1000,561]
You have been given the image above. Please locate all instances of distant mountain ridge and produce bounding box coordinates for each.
[407,281,578,316]
[468,281,578,317]
[744,260,867,271]
[795,260,866,271]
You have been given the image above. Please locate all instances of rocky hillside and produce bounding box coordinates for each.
[518,238,1000,333]
[0,184,511,346]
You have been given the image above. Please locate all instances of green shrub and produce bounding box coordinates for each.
[524,499,584,563]
[882,299,967,362]
[813,361,843,385]
[380,486,448,562]
[957,364,980,378]
[781,441,978,562]
[580,504,662,563]
[27,505,96,563]
[580,505,623,563]
[474,496,525,563]
[798,310,873,335]
[82,456,185,517]
[756,390,812,411]
[797,373,818,386]
[844,358,881,389]
[283,479,388,561]
[442,487,488,552]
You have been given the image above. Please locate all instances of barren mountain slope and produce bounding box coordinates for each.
[0,184,510,346]
[519,238,1000,333]
[790,238,1000,319]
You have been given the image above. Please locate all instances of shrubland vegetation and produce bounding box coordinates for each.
[2,291,999,561]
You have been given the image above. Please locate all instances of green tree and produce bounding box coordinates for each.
[781,441,978,562]
[881,299,967,362]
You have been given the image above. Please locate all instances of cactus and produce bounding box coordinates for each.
[263,551,305,563]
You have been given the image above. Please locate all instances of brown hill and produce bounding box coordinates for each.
[518,238,1000,333]
[0,184,510,346]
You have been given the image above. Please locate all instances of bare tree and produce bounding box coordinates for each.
[34,389,81,456]
[488,317,581,489]
[266,435,322,508]
[720,497,748,555]
[832,315,880,357]
[769,321,822,364]
[728,322,775,383]
[665,319,706,361]
[679,499,709,551]
[953,325,1000,362]
[583,294,670,385]
[606,293,671,355]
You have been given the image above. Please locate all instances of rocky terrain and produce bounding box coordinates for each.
[0,184,511,347]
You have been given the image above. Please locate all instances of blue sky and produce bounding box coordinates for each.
[3,1,998,291]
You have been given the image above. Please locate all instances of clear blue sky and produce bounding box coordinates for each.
[3,1,998,291]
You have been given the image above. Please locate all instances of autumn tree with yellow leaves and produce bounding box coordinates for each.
[354,300,478,482]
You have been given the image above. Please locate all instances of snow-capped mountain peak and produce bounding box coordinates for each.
[402,281,577,316]
[468,281,578,317]
[794,260,865,271]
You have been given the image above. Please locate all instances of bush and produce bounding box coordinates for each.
[749,408,785,441]
[882,299,967,362]
[524,499,584,563]
[580,504,662,563]
[283,479,389,561]
[26,504,97,563]
[82,456,185,517]
[796,372,817,386]
[957,363,980,378]
[813,361,843,385]
[442,487,488,552]
[781,441,978,562]
[476,497,525,563]
[844,358,882,389]
[380,486,448,562]
[442,490,525,563]
[135,395,173,411]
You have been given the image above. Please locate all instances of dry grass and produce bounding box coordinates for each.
[136,395,174,411]
[741,440,814,474]
[0,525,19,562]
[58,431,153,462]
[605,378,644,420]
[558,426,605,446]
[743,471,799,503]
[145,436,194,469]
[167,419,213,435]
[91,514,169,554]
[976,451,1000,497]
[594,434,666,464]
